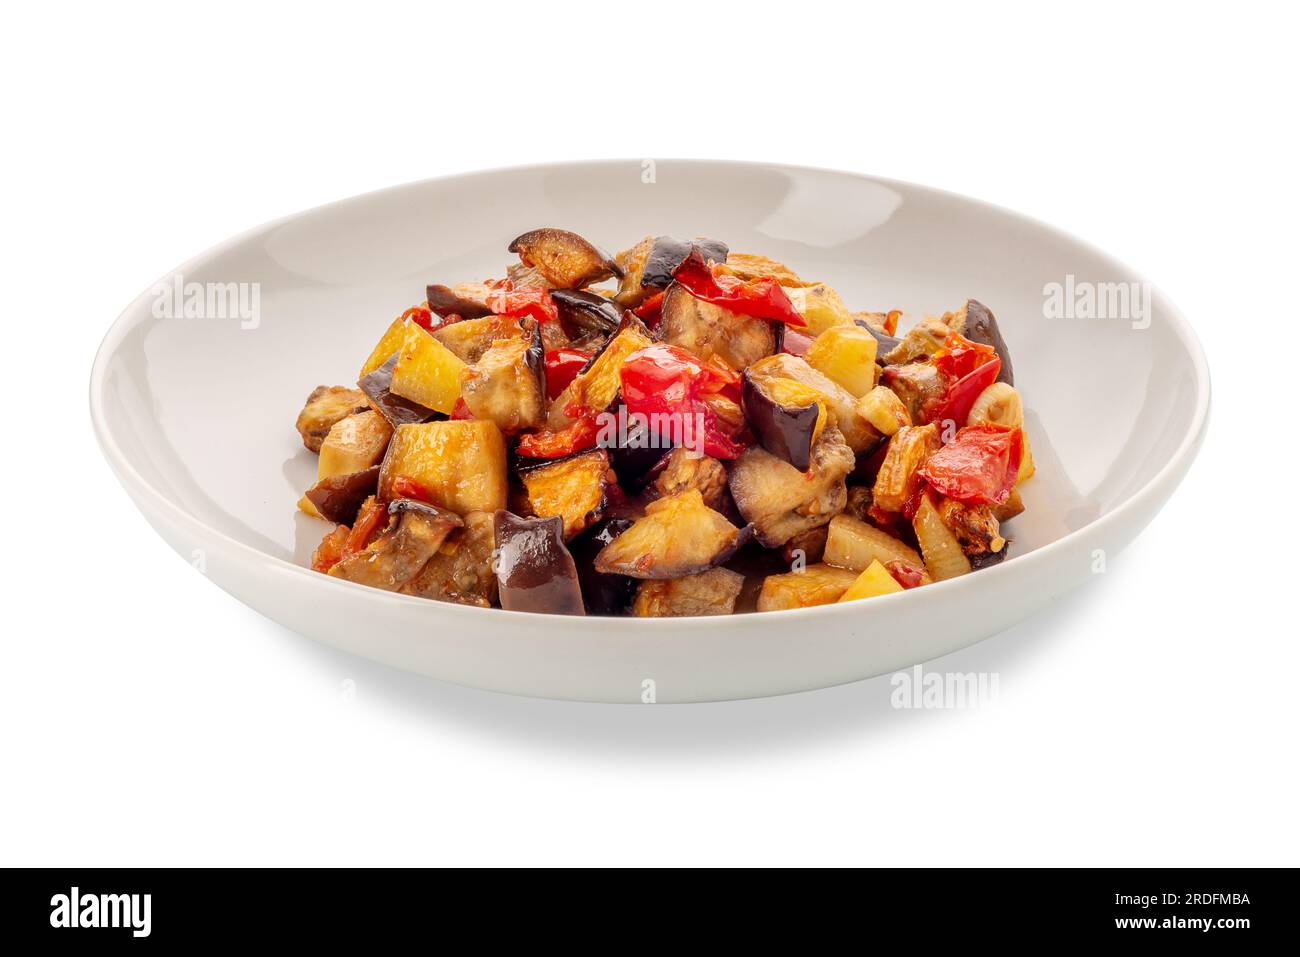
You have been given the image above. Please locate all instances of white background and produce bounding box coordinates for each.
[3,2,1296,866]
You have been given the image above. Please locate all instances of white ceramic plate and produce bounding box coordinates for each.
[90,160,1210,703]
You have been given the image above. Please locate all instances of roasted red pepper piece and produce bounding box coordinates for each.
[400,305,435,331]
[885,560,926,589]
[619,344,747,459]
[671,249,806,327]
[449,397,474,420]
[485,279,559,325]
[918,425,1023,506]
[924,332,1001,429]
[346,497,389,554]
[544,348,592,399]
[633,290,665,326]
[391,475,437,503]
[311,525,351,573]
[516,416,601,459]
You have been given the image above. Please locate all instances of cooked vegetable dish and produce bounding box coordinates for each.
[294,228,1034,616]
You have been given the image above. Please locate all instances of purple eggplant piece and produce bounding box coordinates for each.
[492,512,586,615]
[425,284,492,319]
[550,289,622,333]
[961,299,1014,385]
[569,518,637,615]
[304,466,380,524]
[741,370,821,471]
[596,398,675,489]
[357,354,437,428]
[969,543,1009,571]
[641,236,729,289]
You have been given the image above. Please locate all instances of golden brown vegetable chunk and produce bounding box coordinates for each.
[296,385,369,453]
[728,427,855,548]
[509,228,618,289]
[318,409,393,479]
[756,564,859,611]
[659,283,777,370]
[565,320,653,414]
[329,503,463,592]
[611,235,655,308]
[400,510,497,607]
[872,423,941,513]
[390,321,468,415]
[747,354,879,454]
[632,567,745,617]
[783,284,856,337]
[880,361,946,425]
[432,315,524,364]
[991,487,1025,523]
[882,317,952,365]
[379,420,507,515]
[594,489,748,579]
[521,449,614,540]
[460,335,545,433]
[650,448,729,512]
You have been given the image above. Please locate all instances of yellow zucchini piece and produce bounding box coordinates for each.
[379,420,507,515]
[857,385,911,436]
[389,321,468,414]
[805,325,878,398]
[756,564,859,611]
[360,317,409,378]
[838,560,904,602]
[784,284,855,336]
[913,495,971,581]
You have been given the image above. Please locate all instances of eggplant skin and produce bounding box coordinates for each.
[604,404,672,490]
[854,318,902,359]
[493,511,586,615]
[955,299,1014,385]
[519,448,614,540]
[641,236,729,289]
[569,518,637,615]
[304,466,380,524]
[728,428,855,548]
[329,506,462,592]
[969,546,1008,571]
[742,371,822,471]
[426,283,493,319]
[508,228,620,289]
[400,510,497,607]
[358,354,438,428]
[550,289,622,334]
